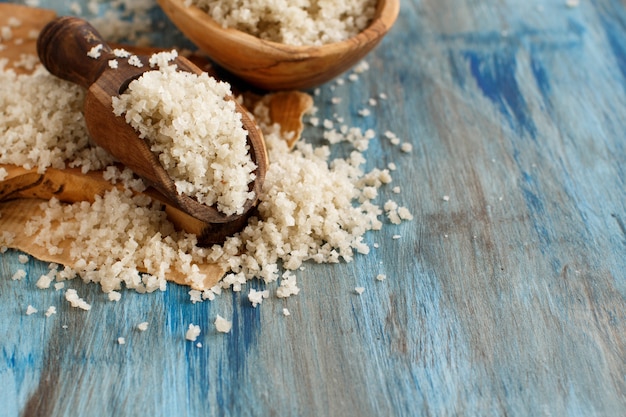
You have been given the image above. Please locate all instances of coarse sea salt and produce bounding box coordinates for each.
[189,0,377,46]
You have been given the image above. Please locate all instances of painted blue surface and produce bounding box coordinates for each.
[1,0,626,416]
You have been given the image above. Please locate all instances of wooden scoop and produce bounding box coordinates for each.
[36,17,267,232]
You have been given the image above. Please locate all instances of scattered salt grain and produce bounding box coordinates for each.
[443,195,450,202]
[276,273,300,298]
[387,162,397,171]
[117,337,126,345]
[348,73,359,82]
[189,289,203,304]
[137,322,149,331]
[18,254,29,264]
[282,308,291,316]
[113,48,131,58]
[353,61,370,73]
[401,143,413,153]
[368,98,378,106]
[87,44,103,59]
[127,55,143,67]
[392,235,401,240]
[185,324,201,341]
[355,286,365,295]
[214,315,232,333]
[108,291,122,302]
[376,274,387,281]
[358,108,371,117]
[26,305,38,315]
[196,342,203,348]
[108,59,118,69]
[190,0,376,46]
[36,274,53,289]
[392,186,401,194]
[65,289,91,311]
[45,306,57,317]
[12,269,26,281]
[54,282,65,291]
[566,0,580,7]
[248,288,270,307]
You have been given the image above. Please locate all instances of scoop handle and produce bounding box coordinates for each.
[37,16,112,89]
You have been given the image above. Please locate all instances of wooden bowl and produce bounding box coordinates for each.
[157,0,400,90]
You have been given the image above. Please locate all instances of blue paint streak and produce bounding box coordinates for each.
[596,10,626,85]
[529,48,551,98]
[462,50,537,138]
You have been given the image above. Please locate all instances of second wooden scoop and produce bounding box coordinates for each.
[36,17,267,232]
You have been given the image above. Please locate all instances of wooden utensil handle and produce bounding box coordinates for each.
[37,16,112,89]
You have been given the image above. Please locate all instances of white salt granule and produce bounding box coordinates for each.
[215,315,232,333]
[276,273,300,298]
[112,52,256,215]
[185,323,201,341]
[12,269,26,281]
[117,337,126,345]
[36,274,53,289]
[69,2,82,14]
[108,291,121,301]
[1,26,13,42]
[108,59,118,69]
[282,308,290,316]
[189,289,203,304]
[376,274,386,281]
[248,288,269,307]
[113,48,131,58]
[54,282,65,291]
[137,322,149,331]
[353,61,370,73]
[190,0,376,46]
[127,55,143,67]
[392,235,401,240]
[401,143,413,153]
[355,287,365,295]
[398,207,414,221]
[45,306,57,317]
[26,305,38,315]
[348,73,359,82]
[443,195,450,202]
[566,0,580,7]
[65,289,91,311]
[87,44,103,59]
[18,254,29,264]
[196,342,203,348]
[358,108,371,117]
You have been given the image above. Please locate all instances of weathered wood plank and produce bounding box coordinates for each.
[1,0,625,416]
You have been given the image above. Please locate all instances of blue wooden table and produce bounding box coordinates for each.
[1,1,625,416]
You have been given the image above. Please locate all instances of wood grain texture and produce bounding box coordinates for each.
[1,1,625,417]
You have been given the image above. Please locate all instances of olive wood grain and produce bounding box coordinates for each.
[36,17,267,230]
[157,0,400,90]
